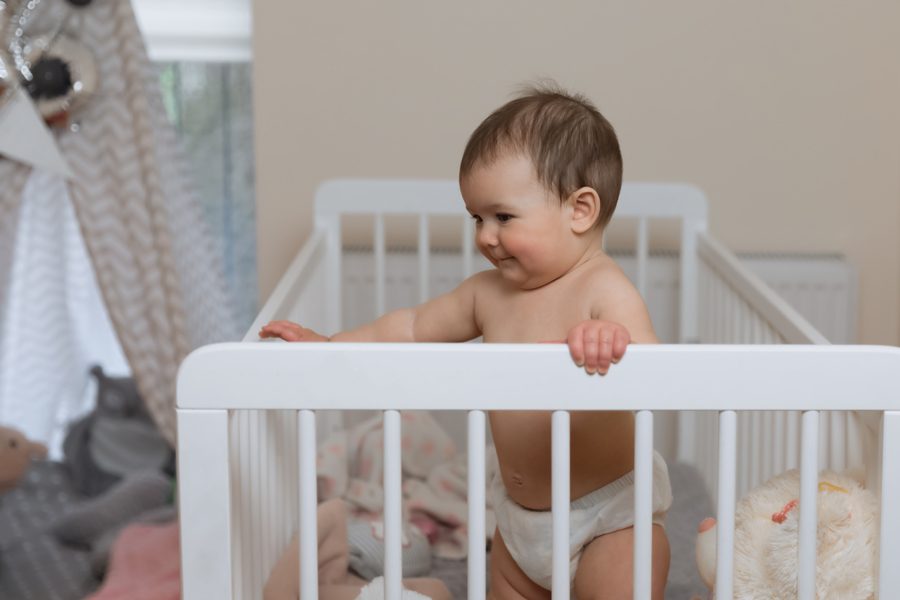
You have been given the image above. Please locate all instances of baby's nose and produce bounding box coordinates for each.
[477,226,498,247]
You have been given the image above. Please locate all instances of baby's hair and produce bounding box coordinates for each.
[460,82,622,229]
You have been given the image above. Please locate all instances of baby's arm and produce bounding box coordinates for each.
[566,275,658,375]
[259,273,484,343]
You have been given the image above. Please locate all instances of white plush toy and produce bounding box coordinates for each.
[695,469,877,600]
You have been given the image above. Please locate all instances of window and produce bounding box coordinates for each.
[159,62,257,327]
[140,0,257,327]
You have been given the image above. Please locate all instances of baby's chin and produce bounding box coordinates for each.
[497,265,558,290]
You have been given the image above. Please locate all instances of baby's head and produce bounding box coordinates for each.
[459,84,622,288]
[460,83,622,230]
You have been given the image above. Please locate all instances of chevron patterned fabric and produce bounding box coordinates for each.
[0,0,239,447]
[0,170,130,452]
[0,162,28,341]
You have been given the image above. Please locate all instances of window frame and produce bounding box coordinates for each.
[133,1,252,63]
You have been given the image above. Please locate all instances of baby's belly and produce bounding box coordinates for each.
[490,411,635,510]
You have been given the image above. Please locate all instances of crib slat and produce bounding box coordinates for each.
[321,214,342,332]
[798,410,819,600]
[760,411,773,485]
[468,411,486,600]
[636,218,648,299]
[383,410,402,599]
[716,410,737,600]
[634,410,654,600]
[786,410,800,470]
[771,411,783,479]
[462,218,474,278]
[250,410,262,596]
[298,410,318,600]
[829,411,846,471]
[235,412,249,599]
[751,411,761,490]
[418,214,430,303]
[880,412,900,598]
[374,213,386,316]
[262,413,272,585]
[738,412,750,498]
[679,217,702,342]
[552,411,570,600]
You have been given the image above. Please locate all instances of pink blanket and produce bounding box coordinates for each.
[86,522,180,600]
[317,411,496,558]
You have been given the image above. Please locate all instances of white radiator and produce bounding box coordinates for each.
[342,248,857,344]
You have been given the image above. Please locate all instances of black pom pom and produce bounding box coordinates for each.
[25,57,73,100]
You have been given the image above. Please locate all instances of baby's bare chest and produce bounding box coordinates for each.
[479,285,594,342]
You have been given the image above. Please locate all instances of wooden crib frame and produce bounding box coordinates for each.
[177,180,900,599]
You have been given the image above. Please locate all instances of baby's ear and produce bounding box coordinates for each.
[567,187,601,234]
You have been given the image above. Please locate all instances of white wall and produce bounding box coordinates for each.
[253,1,900,345]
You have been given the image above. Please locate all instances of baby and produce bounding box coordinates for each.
[261,85,673,599]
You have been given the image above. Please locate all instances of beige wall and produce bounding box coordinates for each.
[253,2,900,345]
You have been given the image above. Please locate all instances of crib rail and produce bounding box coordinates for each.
[698,233,827,346]
[246,230,329,343]
[686,233,864,502]
[178,343,900,600]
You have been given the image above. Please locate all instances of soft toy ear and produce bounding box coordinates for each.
[696,517,717,590]
[29,441,48,460]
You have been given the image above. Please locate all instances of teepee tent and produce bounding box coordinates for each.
[0,0,239,447]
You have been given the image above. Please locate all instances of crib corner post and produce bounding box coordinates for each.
[177,408,233,600]
[678,216,705,344]
[878,411,900,599]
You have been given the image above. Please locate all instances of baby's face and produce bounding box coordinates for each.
[460,153,584,290]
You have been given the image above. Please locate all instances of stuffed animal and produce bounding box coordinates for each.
[695,469,877,600]
[0,425,47,494]
[63,366,172,497]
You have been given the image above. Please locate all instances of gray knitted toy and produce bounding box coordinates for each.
[63,366,171,497]
[50,470,172,548]
[347,520,432,580]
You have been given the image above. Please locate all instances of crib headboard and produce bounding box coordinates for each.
[251,179,709,343]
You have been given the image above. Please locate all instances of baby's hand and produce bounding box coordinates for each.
[259,320,330,342]
[565,320,630,375]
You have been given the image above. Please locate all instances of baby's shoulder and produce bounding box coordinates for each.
[580,254,634,290]
[451,269,505,301]
[577,255,646,307]
[582,257,656,339]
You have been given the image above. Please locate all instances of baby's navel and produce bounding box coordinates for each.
[510,472,525,487]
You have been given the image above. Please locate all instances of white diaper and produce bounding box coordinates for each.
[489,451,673,590]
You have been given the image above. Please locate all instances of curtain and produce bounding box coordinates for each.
[0,170,129,455]
[0,0,240,447]
[0,162,28,324]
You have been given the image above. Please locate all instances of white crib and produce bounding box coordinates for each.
[177,180,900,600]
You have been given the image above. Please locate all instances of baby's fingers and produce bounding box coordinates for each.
[583,329,610,375]
[611,327,630,363]
[593,330,615,375]
[259,321,304,341]
[567,324,586,367]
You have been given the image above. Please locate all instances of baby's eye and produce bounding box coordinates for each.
[497,213,513,223]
